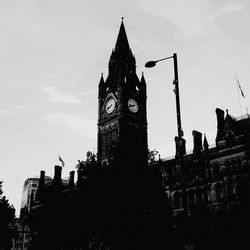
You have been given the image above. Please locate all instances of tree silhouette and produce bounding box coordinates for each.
[0,181,16,249]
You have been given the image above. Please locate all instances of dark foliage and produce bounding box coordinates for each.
[0,181,16,249]
[29,157,183,250]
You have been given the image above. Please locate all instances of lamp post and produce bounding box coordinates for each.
[145,53,187,213]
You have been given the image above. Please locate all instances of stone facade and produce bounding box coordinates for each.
[160,110,250,249]
[28,20,250,250]
[97,20,148,171]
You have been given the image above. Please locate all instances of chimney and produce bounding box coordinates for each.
[175,136,186,157]
[69,171,75,188]
[192,130,202,157]
[38,170,45,190]
[52,165,62,186]
[215,108,225,144]
[36,170,45,201]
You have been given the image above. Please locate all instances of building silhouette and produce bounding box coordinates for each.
[20,175,52,222]
[97,20,148,170]
[161,109,250,249]
[28,21,250,250]
[29,21,175,250]
[10,218,31,250]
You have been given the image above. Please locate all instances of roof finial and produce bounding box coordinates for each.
[203,133,209,150]
[121,17,124,21]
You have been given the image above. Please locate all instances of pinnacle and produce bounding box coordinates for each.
[114,20,130,55]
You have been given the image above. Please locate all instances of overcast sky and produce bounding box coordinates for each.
[1,0,250,216]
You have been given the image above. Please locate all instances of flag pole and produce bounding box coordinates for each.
[58,155,65,167]
[236,75,249,117]
[236,75,243,116]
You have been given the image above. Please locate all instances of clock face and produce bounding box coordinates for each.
[105,98,116,114]
[128,99,138,113]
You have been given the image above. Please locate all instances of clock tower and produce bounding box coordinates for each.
[97,20,148,170]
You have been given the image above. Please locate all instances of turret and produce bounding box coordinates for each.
[203,134,209,152]
[98,73,105,98]
[215,108,225,145]
[97,19,148,170]
[192,130,202,157]
[36,170,45,201]
[224,109,236,146]
[38,170,45,190]
[174,136,186,158]
[140,72,147,96]
[52,165,62,187]
[107,20,135,85]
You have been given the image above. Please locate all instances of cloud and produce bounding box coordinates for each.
[0,110,8,115]
[18,105,28,111]
[139,0,245,38]
[214,1,244,16]
[42,86,82,104]
[139,0,212,37]
[46,112,96,139]
[79,88,97,96]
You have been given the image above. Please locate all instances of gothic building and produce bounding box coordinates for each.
[29,21,174,250]
[28,21,250,250]
[97,20,148,170]
[161,109,250,249]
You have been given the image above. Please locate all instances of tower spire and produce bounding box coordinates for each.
[114,18,130,55]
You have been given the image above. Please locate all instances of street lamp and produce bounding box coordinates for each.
[145,53,184,171]
[145,53,187,213]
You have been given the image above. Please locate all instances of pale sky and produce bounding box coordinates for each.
[0,0,250,217]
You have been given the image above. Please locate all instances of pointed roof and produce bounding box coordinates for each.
[225,109,237,132]
[141,72,146,84]
[114,20,130,55]
[225,109,236,122]
[98,73,105,86]
[203,134,209,150]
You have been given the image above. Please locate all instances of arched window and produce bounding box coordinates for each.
[188,189,195,207]
[196,188,203,205]
[231,159,236,174]
[220,165,226,177]
[203,187,209,203]
[226,176,234,197]
[215,183,223,201]
[236,158,242,173]
[224,160,230,175]
[173,192,181,209]
[213,162,220,179]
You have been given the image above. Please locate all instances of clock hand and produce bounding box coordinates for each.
[106,103,114,111]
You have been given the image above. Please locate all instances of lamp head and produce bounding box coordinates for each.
[145,61,156,68]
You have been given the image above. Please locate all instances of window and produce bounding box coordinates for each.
[107,132,111,155]
[101,134,107,159]
[196,188,203,205]
[203,187,209,203]
[213,163,220,179]
[188,189,195,207]
[173,192,181,209]
[215,184,223,201]
[111,130,117,144]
